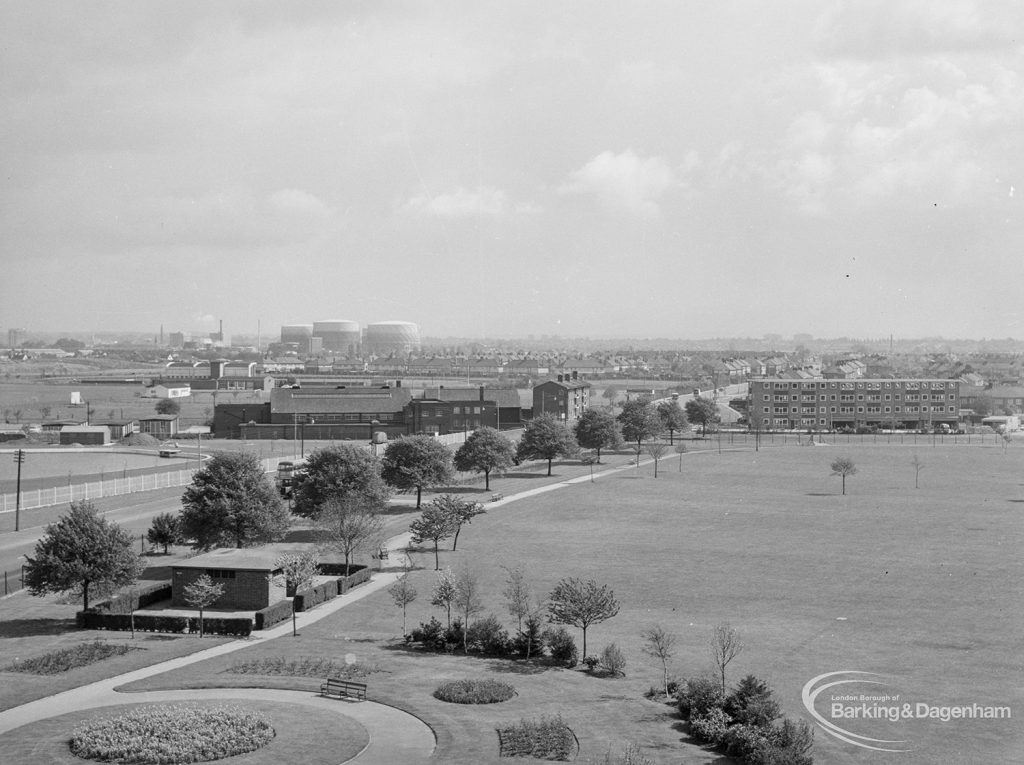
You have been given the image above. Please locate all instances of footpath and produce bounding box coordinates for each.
[0,450,686,764]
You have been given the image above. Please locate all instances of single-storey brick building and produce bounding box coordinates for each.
[171,547,293,610]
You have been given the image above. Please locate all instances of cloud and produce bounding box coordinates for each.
[403,185,534,217]
[559,149,675,217]
[269,188,328,216]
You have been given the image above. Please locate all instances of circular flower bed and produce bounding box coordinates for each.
[434,678,516,704]
[70,704,274,764]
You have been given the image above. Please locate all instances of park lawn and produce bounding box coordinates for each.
[7,439,1022,763]
[0,697,368,765]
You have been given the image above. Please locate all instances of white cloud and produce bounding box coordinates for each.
[403,185,530,217]
[269,188,328,216]
[559,149,675,217]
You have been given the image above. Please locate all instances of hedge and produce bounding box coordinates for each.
[255,600,293,631]
[293,579,338,613]
[317,563,367,577]
[90,582,173,615]
[336,566,371,594]
[75,612,252,636]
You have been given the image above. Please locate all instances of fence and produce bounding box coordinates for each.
[2,566,25,597]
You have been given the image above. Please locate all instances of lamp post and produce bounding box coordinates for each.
[13,449,25,531]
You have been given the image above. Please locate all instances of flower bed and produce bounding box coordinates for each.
[4,640,132,675]
[497,715,576,760]
[70,704,274,764]
[434,678,516,704]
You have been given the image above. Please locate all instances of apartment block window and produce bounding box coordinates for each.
[857,407,864,413]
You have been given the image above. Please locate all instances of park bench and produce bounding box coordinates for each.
[491,492,503,502]
[320,677,367,701]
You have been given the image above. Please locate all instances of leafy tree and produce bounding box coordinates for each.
[548,577,620,658]
[183,574,225,638]
[316,496,384,575]
[574,409,622,463]
[431,567,457,628]
[830,457,858,495]
[409,504,454,570]
[381,435,455,508]
[642,624,678,700]
[684,396,719,436]
[292,444,392,518]
[453,566,484,654]
[502,565,532,635]
[155,398,181,416]
[432,494,486,551]
[617,400,662,453]
[271,550,321,597]
[180,451,290,550]
[601,385,621,406]
[389,565,418,636]
[453,427,515,490]
[24,500,143,610]
[656,400,688,444]
[516,413,578,476]
[147,511,182,554]
[711,623,743,695]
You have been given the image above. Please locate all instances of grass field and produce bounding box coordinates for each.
[98,441,1021,764]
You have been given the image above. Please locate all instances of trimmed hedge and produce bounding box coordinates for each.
[76,612,252,636]
[318,563,367,577]
[76,582,173,626]
[293,579,338,613]
[255,599,293,631]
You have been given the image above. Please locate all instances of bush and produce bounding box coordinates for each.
[600,643,626,676]
[188,617,253,637]
[722,724,773,762]
[4,641,132,675]
[466,614,511,655]
[594,743,655,765]
[293,580,338,612]
[582,655,600,671]
[763,718,814,765]
[725,675,781,727]
[84,582,172,617]
[444,618,464,649]
[677,676,725,720]
[254,599,293,630]
[690,708,731,746]
[543,626,578,667]
[497,715,576,760]
[512,614,546,658]
[433,678,516,704]
[70,704,272,764]
[409,617,447,651]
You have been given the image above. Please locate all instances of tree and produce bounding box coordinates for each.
[548,577,620,658]
[24,500,143,611]
[453,566,484,654]
[183,574,225,638]
[432,494,486,551]
[656,400,688,445]
[642,624,678,700]
[502,565,532,635]
[675,443,688,472]
[685,397,719,436]
[381,435,455,508]
[453,427,515,491]
[155,398,181,416]
[271,550,321,597]
[409,504,455,570]
[830,457,858,495]
[431,567,457,628]
[711,623,743,695]
[574,409,622,463]
[180,451,290,550]
[389,565,418,636]
[601,385,620,406]
[645,442,669,477]
[910,454,924,489]
[617,400,662,453]
[316,496,384,575]
[146,511,182,554]
[516,413,578,476]
[292,444,392,518]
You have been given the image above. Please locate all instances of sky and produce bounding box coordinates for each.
[2,1,1023,341]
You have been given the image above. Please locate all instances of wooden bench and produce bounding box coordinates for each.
[320,677,367,701]
[491,493,504,502]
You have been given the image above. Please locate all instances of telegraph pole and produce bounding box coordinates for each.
[13,449,25,531]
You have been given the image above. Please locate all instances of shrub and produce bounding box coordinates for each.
[409,617,447,651]
[293,580,338,612]
[689,707,731,746]
[763,718,814,765]
[84,582,172,617]
[600,643,626,676]
[254,599,293,630]
[434,678,516,704]
[444,618,464,649]
[725,675,781,727]
[466,614,512,655]
[187,617,252,637]
[513,613,546,658]
[594,743,655,765]
[5,641,132,675]
[543,626,578,667]
[497,715,576,760]
[70,704,272,764]
[722,723,773,762]
[582,655,600,672]
[677,675,725,720]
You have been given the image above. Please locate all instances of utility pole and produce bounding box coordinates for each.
[13,449,25,531]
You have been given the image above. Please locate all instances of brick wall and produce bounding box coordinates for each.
[172,567,285,610]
